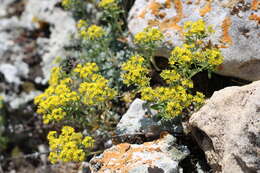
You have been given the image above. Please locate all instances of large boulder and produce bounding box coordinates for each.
[90,133,189,173]
[128,0,260,81]
[189,81,260,173]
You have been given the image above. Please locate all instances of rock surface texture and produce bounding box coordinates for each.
[0,0,76,108]
[115,99,182,143]
[189,81,260,173]
[128,0,260,81]
[90,133,189,173]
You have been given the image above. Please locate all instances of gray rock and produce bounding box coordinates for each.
[90,133,189,173]
[0,0,76,108]
[0,0,16,17]
[21,0,76,84]
[189,81,260,173]
[0,64,21,84]
[8,91,42,109]
[116,99,182,139]
[128,0,260,81]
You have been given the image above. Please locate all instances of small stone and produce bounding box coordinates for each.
[90,133,188,173]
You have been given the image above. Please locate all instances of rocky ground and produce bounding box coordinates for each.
[0,0,259,173]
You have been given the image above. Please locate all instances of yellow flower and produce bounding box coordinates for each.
[160,70,181,84]
[140,87,155,102]
[98,0,118,9]
[62,0,71,7]
[47,126,94,164]
[121,55,150,87]
[49,67,62,86]
[170,46,193,65]
[78,78,117,105]
[81,25,105,40]
[77,19,87,29]
[193,92,205,104]
[204,49,223,66]
[73,63,99,78]
[134,27,163,46]
[184,19,215,38]
[82,136,95,148]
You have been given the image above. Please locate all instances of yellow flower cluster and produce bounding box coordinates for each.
[73,63,117,105]
[140,85,202,118]
[73,63,99,79]
[122,20,221,119]
[170,46,223,69]
[134,27,164,46]
[48,67,62,86]
[61,0,71,8]
[80,25,105,40]
[0,96,4,109]
[160,70,181,84]
[121,55,150,87]
[35,62,116,124]
[34,76,79,124]
[98,0,118,10]
[184,19,214,38]
[204,49,223,66]
[47,126,94,164]
[77,19,87,29]
[170,46,193,65]
[78,78,117,105]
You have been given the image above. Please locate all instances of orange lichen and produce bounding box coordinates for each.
[159,12,167,18]
[149,1,163,15]
[94,133,172,173]
[160,18,183,32]
[200,1,212,17]
[148,19,160,26]
[173,0,183,20]
[138,0,163,18]
[138,9,147,18]
[249,14,260,24]
[165,0,172,8]
[221,17,233,45]
[195,0,201,5]
[138,0,185,35]
[251,0,259,10]
[160,0,183,32]
[186,0,193,4]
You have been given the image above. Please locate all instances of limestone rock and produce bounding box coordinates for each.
[90,133,189,173]
[21,0,76,84]
[189,81,260,173]
[128,0,260,81]
[115,99,182,143]
[0,0,76,108]
[0,64,21,84]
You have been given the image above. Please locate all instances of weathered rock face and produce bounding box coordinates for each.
[90,133,189,173]
[0,0,76,108]
[115,99,182,143]
[128,0,260,81]
[189,81,260,173]
[21,0,76,84]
